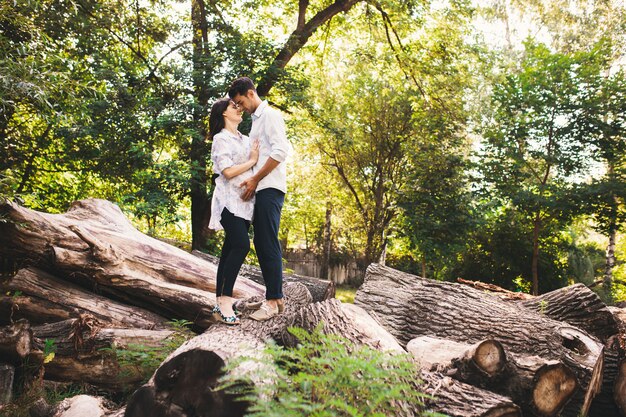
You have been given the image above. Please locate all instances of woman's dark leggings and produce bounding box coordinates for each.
[216,208,250,297]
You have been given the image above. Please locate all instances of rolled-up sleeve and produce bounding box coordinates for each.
[266,110,290,163]
[211,135,234,174]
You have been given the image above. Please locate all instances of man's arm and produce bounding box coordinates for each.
[240,157,280,201]
[240,110,289,200]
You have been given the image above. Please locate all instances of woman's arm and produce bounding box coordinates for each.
[221,139,259,180]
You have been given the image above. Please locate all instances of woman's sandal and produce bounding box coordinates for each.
[212,305,240,325]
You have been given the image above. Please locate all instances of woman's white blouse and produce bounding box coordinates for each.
[209,129,255,230]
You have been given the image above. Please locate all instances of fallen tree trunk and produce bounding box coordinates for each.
[520,283,619,343]
[31,316,175,390]
[355,264,605,417]
[1,267,168,329]
[192,250,336,302]
[124,282,313,417]
[407,336,577,416]
[0,199,264,324]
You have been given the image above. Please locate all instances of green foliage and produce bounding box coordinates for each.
[222,327,440,417]
[452,208,569,292]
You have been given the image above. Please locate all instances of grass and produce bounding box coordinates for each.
[335,285,357,303]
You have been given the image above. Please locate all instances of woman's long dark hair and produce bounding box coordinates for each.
[208,97,231,139]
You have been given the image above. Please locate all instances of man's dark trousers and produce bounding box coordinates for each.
[253,188,285,299]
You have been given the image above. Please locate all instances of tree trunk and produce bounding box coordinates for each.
[407,336,578,416]
[605,227,616,294]
[0,199,264,326]
[189,0,212,251]
[355,263,605,417]
[531,214,541,295]
[520,282,619,342]
[1,267,168,329]
[320,201,332,280]
[192,250,336,302]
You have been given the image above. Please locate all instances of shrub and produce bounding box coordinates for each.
[222,326,443,417]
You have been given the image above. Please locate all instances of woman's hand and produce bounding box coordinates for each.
[249,139,260,162]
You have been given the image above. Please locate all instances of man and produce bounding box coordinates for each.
[228,77,290,321]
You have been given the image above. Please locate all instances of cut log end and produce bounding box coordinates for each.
[532,363,577,417]
[474,340,506,376]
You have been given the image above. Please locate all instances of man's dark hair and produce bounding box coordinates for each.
[228,77,256,99]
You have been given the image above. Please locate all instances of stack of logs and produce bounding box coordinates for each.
[0,199,624,417]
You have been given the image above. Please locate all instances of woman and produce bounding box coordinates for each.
[208,97,259,325]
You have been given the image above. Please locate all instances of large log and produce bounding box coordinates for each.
[1,267,168,329]
[407,336,578,416]
[520,283,619,342]
[355,263,605,417]
[31,316,175,390]
[192,250,336,302]
[124,282,313,417]
[0,199,264,323]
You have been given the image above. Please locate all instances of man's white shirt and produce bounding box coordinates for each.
[249,100,291,193]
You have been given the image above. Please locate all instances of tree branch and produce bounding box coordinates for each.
[257,0,364,96]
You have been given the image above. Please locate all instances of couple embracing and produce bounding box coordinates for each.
[208,77,290,325]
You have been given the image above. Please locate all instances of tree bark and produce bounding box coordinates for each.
[520,283,619,342]
[355,263,605,417]
[1,267,168,329]
[192,250,336,302]
[0,319,32,364]
[0,199,264,326]
[421,372,521,417]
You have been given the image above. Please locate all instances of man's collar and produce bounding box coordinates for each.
[252,100,268,120]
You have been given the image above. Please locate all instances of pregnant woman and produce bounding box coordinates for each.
[208,97,259,325]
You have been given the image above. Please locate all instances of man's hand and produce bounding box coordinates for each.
[240,177,259,201]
